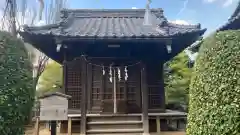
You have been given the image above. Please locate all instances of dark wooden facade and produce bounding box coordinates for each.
[64,57,165,114]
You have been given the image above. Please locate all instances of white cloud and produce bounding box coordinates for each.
[203,0,236,7]
[203,0,217,3]
[222,0,234,7]
[170,20,190,25]
[132,7,137,9]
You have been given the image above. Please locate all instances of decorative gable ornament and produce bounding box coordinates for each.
[166,40,172,53]
[143,0,152,25]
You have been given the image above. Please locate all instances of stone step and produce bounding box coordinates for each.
[88,115,142,122]
[87,128,144,134]
[88,120,142,125]
[87,123,142,130]
[87,133,142,135]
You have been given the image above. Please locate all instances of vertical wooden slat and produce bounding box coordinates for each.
[63,50,67,94]
[80,57,87,135]
[34,117,40,135]
[136,65,141,111]
[156,116,161,133]
[123,66,128,103]
[160,64,166,109]
[100,65,104,108]
[113,68,117,113]
[141,63,149,135]
[68,117,72,135]
[87,64,92,111]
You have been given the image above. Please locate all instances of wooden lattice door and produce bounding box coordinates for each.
[115,66,130,114]
[102,68,114,113]
[126,66,141,113]
[147,65,164,111]
[66,60,82,109]
[89,65,102,113]
[88,59,142,114]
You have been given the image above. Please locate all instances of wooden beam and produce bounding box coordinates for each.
[68,117,72,135]
[141,63,149,135]
[80,56,87,135]
[156,116,161,133]
[34,117,40,135]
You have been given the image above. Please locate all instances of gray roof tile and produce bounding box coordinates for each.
[229,1,240,20]
[22,9,205,38]
[218,1,240,31]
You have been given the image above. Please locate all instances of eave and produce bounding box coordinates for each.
[19,28,206,64]
[217,1,240,31]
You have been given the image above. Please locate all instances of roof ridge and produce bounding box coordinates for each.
[167,22,201,29]
[60,8,165,19]
[61,8,163,12]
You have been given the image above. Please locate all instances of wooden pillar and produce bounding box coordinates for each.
[68,117,72,135]
[34,117,40,135]
[50,121,57,135]
[177,119,180,129]
[141,63,149,135]
[80,56,87,135]
[156,116,161,133]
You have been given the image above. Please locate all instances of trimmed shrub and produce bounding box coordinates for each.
[0,32,34,135]
[187,30,240,135]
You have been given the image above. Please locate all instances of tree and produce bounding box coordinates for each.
[187,30,240,135]
[0,31,34,135]
[1,0,68,90]
[37,61,63,96]
[21,0,68,89]
[164,52,192,106]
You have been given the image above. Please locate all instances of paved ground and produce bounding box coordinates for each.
[26,129,186,135]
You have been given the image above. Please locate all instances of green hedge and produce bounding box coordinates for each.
[0,32,34,135]
[187,30,240,135]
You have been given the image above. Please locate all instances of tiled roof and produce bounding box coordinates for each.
[218,1,240,31]
[229,1,240,20]
[38,92,71,99]
[21,9,205,38]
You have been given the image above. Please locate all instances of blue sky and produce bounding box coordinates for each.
[0,0,238,36]
[66,0,238,36]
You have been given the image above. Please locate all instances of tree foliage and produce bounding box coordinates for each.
[164,52,192,106]
[0,31,34,135]
[187,30,240,135]
[37,61,62,95]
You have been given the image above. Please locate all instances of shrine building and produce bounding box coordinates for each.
[20,6,206,135]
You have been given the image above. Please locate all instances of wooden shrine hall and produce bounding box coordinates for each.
[20,5,206,135]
